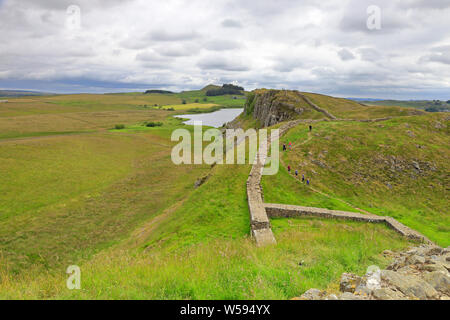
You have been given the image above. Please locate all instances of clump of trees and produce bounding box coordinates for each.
[144,90,173,94]
[206,84,244,96]
[145,121,163,127]
[114,124,125,130]
[425,106,449,113]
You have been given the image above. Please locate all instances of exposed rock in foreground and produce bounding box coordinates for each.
[294,244,450,300]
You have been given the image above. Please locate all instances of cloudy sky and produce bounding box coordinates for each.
[1,0,449,99]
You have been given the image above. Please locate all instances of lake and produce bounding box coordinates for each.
[174,108,243,128]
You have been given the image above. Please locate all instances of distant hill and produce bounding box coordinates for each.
[205,84,244,96]
[359,99,450,112]
[0,90,53,97]
[200,84,221,92]
[238,89,424,128]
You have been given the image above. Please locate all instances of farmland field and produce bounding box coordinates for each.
[0,90,426,299]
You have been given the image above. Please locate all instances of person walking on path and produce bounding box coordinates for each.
[302,174,305,182]
[288,142,292,150]
[295,169,298,177]
[309,125,312,132]
[283,143,286,151]
[288,165,291,173]
[306,179,310,185]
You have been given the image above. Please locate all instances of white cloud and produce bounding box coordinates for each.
[0,0,449,99]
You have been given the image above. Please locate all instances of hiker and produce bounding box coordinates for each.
[289,142,292,150]
[295,169,298,177]
[302,174,305,182]
[288,165,291,172]
[306,179,310,185]
[309,125,312,132]
[283,143,286,151]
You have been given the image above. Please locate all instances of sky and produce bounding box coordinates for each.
[0,0,450,99]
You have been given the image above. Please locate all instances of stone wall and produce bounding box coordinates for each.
[264,203,432,244]
[246,120,304,245]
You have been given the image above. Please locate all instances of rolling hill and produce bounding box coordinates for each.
[0,88,447,299]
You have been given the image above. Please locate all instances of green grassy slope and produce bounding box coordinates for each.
[302,92,424,119]
[361,99,450,112]
[0,89,431,299]
[263,113,449,245]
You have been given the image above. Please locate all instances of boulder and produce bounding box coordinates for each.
[340,273,361,293]
[372,288,407,300]
[405,254,426,266]
[422,271,450,296]
[300,288,324,300]
[339,292,364,300]
[381,270,439,299]
[423,246,443,256]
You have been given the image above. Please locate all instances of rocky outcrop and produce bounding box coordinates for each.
[244,90,335,127]
[294,244,450,300]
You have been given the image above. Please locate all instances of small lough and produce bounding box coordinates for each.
[174,108,243,128]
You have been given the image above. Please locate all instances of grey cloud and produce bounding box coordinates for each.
[397,0,450,10]
[10,0,135,11]
[135,51,169,62]
[221,19,242,28]
[358,48,382,62]
[155,44,200,57]
[197,56,249,72]
[338,49,355,61]
[420,45,450,65]
[147,29,201,42]
[421,53,450,65]
[0,0,449,99]
[272,58,303,73]
[204,40,243,51]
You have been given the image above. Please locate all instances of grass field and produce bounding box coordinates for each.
[0,88,245,140]
[302,92,424,119]
[160,103,219,110]
[361,99,450,112]
[0,90,433,299]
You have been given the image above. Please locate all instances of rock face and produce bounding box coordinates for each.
[244,90,316,127]
[295,244,450,300]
